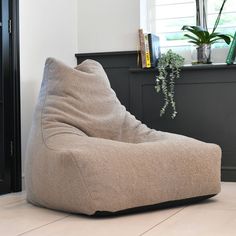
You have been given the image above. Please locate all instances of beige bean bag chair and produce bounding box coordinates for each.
[25,58,221,215]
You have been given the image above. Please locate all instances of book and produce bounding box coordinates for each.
[226,31,236,65]
[138,29,161,68]
[148,33,161,67]
[138,29,146,68]
[138,29,151,68]
[144,33,151,68]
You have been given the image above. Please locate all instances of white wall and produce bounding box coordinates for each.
[77,0,140,53]
[20,0,78,175]
[20,0,141,179]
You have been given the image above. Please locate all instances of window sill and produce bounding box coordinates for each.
[129,63,236,73]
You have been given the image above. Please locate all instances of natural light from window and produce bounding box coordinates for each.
[145,0,236,63]
[147,0,196,48]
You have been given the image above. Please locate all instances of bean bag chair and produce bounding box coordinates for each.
[25,58,221,215]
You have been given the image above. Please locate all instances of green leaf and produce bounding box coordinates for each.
[209,35,231,45]
[188,40,201,46]
[184,34,199,42]
[203,31,210,43]
[209,32,220,39]
[215,34,231,44]
[155,85,161,93]
[182,25,208,42]
[209,32,231,44]
[211,0,227,34]
[182,25,205,32]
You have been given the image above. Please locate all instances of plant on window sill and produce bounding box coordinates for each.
[182,0,231,64]
[155,50,184,119]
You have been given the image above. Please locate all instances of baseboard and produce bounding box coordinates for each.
[221,166,236,182]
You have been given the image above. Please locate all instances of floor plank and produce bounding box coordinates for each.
[0,182,235,236]
[19,208,184,236]
[143,182,236,236]
[0,199,68,236]
[0,192,26,207]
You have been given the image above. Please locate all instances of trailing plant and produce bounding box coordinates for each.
[155,50,184,119]
[182,0,231,46]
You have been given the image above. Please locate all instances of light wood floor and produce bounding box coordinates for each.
[0,182,236,236]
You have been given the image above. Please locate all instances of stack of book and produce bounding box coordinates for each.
[139,29,161,68]
[226,31,236,65]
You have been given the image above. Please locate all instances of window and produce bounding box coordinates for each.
[143,0,236,63]
[146,0,196,48]
[207,0,236,46]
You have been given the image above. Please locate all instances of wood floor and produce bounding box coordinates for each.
[0,182,236,236]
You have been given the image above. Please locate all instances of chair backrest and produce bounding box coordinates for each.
[39,58,129,141]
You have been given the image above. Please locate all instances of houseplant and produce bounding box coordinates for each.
[182,0,231,64]
[155,50,184,119]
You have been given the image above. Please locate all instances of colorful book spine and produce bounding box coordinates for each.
[138,29,146,68]
[148,33,161,68]
[226,31,236,65]
[144,33,151,68]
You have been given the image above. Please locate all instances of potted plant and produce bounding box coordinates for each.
[155,50,184,119]
[182,0,231,64]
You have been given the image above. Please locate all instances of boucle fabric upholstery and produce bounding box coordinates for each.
[25,58,221,215]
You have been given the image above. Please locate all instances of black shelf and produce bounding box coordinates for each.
[129,63,236,73]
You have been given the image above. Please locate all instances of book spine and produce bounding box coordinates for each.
[144,34,151,68]
[148,34,154,67]
[226,32,236,65]
[138,29,146,68]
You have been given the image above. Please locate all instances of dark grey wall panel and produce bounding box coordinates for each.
[130,65,236,182]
